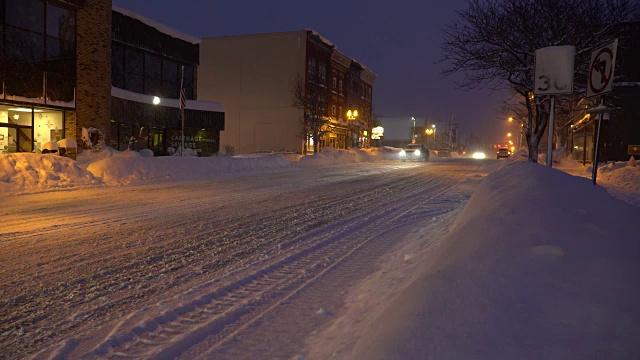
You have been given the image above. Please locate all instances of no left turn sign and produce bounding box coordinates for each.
[587,39,618,98]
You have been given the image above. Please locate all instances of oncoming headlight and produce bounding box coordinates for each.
[399,150,406,156]
[472,152,486,159]
[415,149,421,155]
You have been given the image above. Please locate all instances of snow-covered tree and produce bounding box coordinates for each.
[441,0,639,162]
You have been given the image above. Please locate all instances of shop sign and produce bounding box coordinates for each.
[169,129,219,156]
[371,126,384,140]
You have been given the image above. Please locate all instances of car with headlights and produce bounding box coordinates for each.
[400,144,429,161]
[497,148,512,159]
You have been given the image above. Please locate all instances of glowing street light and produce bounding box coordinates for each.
[152,96,160,105]
[508,116,513,122]
[411,117,416,139]
[346,109,358,120]
[507,132,512,137]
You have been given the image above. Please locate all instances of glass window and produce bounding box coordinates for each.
[112,43,124,88]
[5,62,44,98]
[46,36,74,60]
[46,58,75,102]
[33,108,63,152]
[0,105,33,126]
[144,53,161,95]
[6,0,45,34]
[46,4,76,43]
[5,26,46,62]
[161,59,178,98]
[124,48,143,93]
[182,65,194,99]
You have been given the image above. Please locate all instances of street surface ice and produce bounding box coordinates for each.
[1,148,639,359]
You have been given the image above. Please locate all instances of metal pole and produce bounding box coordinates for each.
[180,65,185,157]
[547,96,555,167]
[591,114,602,185]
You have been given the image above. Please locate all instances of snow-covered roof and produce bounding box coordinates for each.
[111,87,224,113]
[113,6,201,44]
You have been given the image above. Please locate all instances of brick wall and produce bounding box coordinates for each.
[65,111,77,140]
[75,0,112,147]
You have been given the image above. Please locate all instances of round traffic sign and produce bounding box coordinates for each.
[589,47,614,94]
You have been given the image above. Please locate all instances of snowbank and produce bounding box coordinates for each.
[86,151,294,185]
[0,153,101,194]
[351,161,640,359]
[297,146,406,166]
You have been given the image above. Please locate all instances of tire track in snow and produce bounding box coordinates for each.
[76,174,470,359]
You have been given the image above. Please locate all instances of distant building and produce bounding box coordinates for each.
[198,30,375,154]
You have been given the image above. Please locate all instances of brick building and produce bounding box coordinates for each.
[198,30,375,154]
[1,0,111,154]
[1,1,224,157]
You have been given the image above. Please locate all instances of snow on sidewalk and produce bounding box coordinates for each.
[341,161,640,359]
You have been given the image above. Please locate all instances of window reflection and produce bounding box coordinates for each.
[6,0,45,34]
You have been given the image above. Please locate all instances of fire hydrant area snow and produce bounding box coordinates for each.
[1,148,639,359]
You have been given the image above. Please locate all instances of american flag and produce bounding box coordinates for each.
[179,87,186,110]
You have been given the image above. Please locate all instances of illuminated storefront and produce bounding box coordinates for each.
[0,0,77,153]
[0,104,64,153]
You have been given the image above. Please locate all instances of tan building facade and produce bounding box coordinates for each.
[199,31,307,154]
[198,30,375,155]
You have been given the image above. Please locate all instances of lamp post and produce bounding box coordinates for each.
[432,124,436,148]
[411,117,416,141]
[508,116,524,150]
[347,109,358,148]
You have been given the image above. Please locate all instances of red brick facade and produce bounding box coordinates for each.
[74,0,112,146]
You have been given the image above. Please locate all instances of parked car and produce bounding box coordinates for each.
[497,148,512,159]
[437,148,451,158]
[400,144,429,161]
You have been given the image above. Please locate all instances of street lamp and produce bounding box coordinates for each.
[346,109,358,148]
[411,117,416,139]
[432,124,436,148]
[507,132,512,137]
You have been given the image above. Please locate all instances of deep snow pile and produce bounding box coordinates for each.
[351,161,640,359]
[4,147,407,191]
[0,153,101,194]
[86,150,294,185]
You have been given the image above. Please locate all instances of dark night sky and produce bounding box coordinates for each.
[113,0,512,144]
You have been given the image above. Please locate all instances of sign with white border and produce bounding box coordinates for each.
[587,39,618,98]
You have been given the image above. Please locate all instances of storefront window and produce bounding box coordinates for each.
[33,108,63,152]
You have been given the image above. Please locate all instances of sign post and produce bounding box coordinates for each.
[587,39,618,185]
[534,45,575,167]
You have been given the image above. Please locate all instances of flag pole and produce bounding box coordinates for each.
[180,65,185,157]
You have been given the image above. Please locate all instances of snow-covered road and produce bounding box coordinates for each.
[1,159,491,359]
